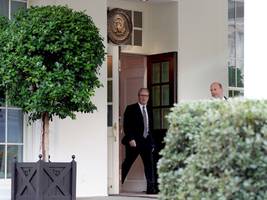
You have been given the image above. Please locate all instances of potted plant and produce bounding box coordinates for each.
[0,5,105,199]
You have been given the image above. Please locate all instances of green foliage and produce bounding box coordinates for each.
[0,16,9,32]
[0,16,9,104]
[158,99,267,200]
[0,6,105,121]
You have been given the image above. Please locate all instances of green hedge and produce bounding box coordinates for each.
[158,99,267,200]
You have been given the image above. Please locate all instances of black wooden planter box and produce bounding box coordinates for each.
[11,155,76,200]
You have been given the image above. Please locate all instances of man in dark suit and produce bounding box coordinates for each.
[121,88,157,194]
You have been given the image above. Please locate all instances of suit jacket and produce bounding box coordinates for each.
[122,103,154,147]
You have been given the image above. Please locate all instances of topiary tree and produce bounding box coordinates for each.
[0,6,105,160]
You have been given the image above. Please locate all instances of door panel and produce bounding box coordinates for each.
[107,46,120,194]
[120,53,147,192]
[147,52,177,184]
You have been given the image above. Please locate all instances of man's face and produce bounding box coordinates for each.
[210,83,223,98]
[138,90,149,105]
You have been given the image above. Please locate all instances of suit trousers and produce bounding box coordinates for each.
[121,138,155,186]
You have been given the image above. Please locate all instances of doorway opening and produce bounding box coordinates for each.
[118,52,177,194]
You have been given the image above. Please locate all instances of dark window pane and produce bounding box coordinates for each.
[108,80,113,102]
[233,90,240,97]
[228,90,233,97]
[134,11,142,28]
[7,109,23,143]
[236,1,244,18]
[108,105,113,127]
[133,29,142,46]
[0,0,9,17]
[161,62,169,82]
[107,56,112,78]
[228,66,236,87]
[0,145,5,178]
[228,0,235,19]
[11,1,27,19]
[153,109,160,129]
[0,87,5,106]
[152,63,160,83]
[152,86,160,106]
[7,145,23,178]
[0,109,5,143]
[162,108,170,129]
[161,85,169,106]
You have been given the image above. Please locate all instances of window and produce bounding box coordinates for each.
[148,53,177,130]
[228,0,244,97]
[0,0,27,19]
[0,107,23,179]
[0,0,26,179]
[126,10,143,46]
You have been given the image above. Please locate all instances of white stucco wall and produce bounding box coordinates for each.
[178,0,228,101]
[108,0,178,55]
[147,2,178,55]
[26,0,108,198]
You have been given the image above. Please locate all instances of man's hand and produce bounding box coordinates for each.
[129,139,136,147]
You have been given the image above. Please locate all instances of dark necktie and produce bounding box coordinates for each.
[142,106,148,138]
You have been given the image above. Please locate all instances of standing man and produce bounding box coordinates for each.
[121,88,157,194]
[210,81,227,100]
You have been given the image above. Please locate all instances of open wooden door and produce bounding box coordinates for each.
[147,52,177,183]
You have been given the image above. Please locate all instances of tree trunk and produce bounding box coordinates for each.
[41,112,49,161]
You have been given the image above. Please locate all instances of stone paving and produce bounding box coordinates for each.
[78,193,158,200]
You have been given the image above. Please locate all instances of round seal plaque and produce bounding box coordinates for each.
[107,8,132,45]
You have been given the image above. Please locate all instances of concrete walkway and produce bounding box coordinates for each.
[78,193,158,200]
[81,196,157,200]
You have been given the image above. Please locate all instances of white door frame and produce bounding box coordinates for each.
[107,45,120,194]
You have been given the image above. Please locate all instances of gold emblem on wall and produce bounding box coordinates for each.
[107,8,132,45]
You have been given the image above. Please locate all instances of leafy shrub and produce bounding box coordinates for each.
[0,16,9,104]
[0,16,8,32]
[158,99,267,200]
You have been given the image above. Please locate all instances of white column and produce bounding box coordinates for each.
[244,0,267,99]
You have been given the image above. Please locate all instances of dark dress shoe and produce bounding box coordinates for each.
[146,187,158,194]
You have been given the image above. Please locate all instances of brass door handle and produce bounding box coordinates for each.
[112,122,117,141]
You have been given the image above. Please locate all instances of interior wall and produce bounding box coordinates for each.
[178,0,228,101]
[27,0,108,197]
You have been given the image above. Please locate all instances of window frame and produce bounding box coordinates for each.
[228,0,244,97]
